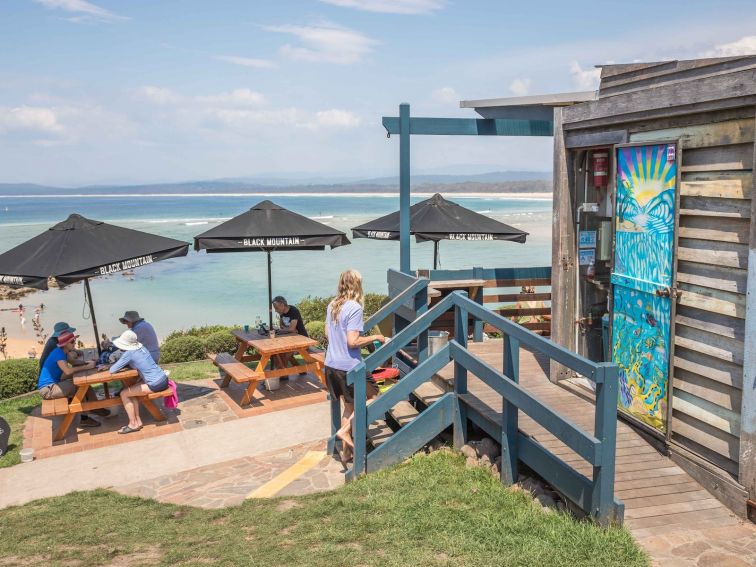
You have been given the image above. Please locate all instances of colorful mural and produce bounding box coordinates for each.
[611,144,677,432]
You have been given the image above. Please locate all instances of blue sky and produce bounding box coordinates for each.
[1,0,755,185]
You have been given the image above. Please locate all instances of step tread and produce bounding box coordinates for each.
[413,381,446,406]
[367,419,394,448]
[389,400,420,427]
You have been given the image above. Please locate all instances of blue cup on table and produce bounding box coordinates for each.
[243,324,249,333]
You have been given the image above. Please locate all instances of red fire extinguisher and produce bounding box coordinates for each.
[591,151,609,188]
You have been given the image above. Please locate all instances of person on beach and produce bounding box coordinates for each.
[324,269,385,462]
[37,330,103,427]
[105,329,169,434]
[119,310,160,363]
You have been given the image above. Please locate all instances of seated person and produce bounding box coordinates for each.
[119,310,160,363]
[106,330,169,434]
[272,296,308,376]
[515,285,552,334]
[37,331,103,427]
[39,321,77,369]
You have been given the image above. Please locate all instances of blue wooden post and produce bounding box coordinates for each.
[348,365,368,481]
[399,103,411,274]
[472,266,484,342]
[501,334,520,484]
[415,283,429,363]
[592,364,619,525]
[327,393,340,455]
[453,292,468,449]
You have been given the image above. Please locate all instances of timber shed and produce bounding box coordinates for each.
[462,56,756,518]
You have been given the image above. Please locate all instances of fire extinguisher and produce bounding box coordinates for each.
[591,151,609,188]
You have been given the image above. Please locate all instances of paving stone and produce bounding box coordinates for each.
[671,541,711,559]
[696,551,755,567]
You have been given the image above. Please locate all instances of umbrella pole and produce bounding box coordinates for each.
[433,241,439,271]
[84,278,102,355]
[267,250,273,330]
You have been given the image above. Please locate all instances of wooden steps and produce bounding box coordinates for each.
[367,419,394,448]
[389,400,419,427]
[412,381,446,406]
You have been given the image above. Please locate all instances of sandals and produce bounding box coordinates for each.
[118,425,143,435]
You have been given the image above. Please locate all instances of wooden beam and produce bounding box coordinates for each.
[739,112,756,499]
[382,116,553,137]
[550,108,575,383]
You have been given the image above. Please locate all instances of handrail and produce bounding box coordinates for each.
[364,276,428,332]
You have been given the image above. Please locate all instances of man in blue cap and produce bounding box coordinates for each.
[39,322,76,370]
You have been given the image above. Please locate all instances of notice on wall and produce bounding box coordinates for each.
[579,230,597,249]
[579,249,596,266]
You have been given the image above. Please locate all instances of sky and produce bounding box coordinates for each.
[1,0,755,186]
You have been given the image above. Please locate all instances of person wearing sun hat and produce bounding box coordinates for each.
[37,330,104,426]
[38,321,76,369]
[107,329,169,434]
[119,311,160,363]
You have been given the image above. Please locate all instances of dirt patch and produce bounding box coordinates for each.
[105,546,162,566]
[276,499,301,512]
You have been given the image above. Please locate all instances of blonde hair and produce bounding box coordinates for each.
[330,269,364,323]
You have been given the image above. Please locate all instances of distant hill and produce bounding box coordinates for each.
[0,172,552,196]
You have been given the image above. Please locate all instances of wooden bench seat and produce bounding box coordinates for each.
[41,397,70,417]
[41,387,172,417]
[209,352,261,384]
[307,347,326,365]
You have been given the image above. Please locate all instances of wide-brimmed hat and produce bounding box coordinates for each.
[113,330,142,351]
[119,311,143,325]
[52,322,76,337]
[57,331,78,347]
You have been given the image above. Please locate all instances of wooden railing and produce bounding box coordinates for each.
[417,266,552,336]
[337,269,623,526]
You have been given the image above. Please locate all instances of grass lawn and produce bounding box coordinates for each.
[0,451,647,567]
[163,360,218,382]
[0,393,40,468]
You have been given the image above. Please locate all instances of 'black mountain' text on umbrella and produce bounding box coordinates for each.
[0,214,189,352]
[193,200,350,329]
[351,193,528,269]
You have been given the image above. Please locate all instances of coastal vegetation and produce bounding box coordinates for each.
[0,358,38,400]
[0,450,646,566]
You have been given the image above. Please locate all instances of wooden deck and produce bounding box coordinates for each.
[435,339,746,539]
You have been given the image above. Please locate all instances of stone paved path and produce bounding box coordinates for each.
[117,439,345,508]
[637,523,756,566]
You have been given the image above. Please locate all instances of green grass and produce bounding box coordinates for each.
[0,451,647,566]
[163,360,218,382]
[0,393,40,468]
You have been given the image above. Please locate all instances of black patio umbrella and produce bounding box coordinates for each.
[0,214,189,352]
[351,193,528,269]
[193,200,350,329]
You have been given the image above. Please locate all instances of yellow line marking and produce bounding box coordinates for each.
[247,450,326,499]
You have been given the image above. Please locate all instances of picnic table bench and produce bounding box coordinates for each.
[209,330,326,407]
[41,368,172,441]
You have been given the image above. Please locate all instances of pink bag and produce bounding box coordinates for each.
[163,379,179,409]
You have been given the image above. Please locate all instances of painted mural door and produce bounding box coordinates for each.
[611,143,678,433]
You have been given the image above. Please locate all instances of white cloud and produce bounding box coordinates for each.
[318,0,446,14]
[136,87,265,107]
[33,0,127,22]
[0,105,65,136]
[215,55,277,69]
[508,78,532,96]
[569,61,601,90]
[311,109,361,128]
[195,89,266,106]
[705,35,756,57]
[265,22,377,64]
[432,86,459,105]
[135,86,182,105]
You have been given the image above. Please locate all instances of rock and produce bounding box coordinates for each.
[536,493,556,509]
[556,501,567,513]
[477,437,501,460]
[490,463,500,477]
[518,477,540,495]
[461,444,478,460]
[479,455,491,466]
[465,456,478,468]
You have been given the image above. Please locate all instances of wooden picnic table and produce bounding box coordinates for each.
[45,368,169,441]
[428,278,486,298]
[222,330,326,406]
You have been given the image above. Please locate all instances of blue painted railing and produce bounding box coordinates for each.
[335,270,623,526]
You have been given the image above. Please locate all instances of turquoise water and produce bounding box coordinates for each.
[0,193,552,345]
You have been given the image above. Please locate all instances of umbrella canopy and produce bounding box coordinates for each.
[351,193,528,268]
[0,214,189,289]
[194,200,350,327]
[0,213,190,352]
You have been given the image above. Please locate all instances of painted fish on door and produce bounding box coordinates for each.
[611,144,677,432]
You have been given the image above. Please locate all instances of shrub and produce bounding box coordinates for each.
[164,325,234,343]
[305,321,327,349]
[203,330,237,355]
[0,358,39,400]
[160,336,206,364]
[364,293,389,319]
[298,293,388,324]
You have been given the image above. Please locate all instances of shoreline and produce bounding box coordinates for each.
[0,191,553,200]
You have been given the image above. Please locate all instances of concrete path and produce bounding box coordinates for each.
[0,401,331,509]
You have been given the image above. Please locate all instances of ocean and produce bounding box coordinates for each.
[0,191,552,348]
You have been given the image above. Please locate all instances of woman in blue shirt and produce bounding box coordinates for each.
[107,329,169,434]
